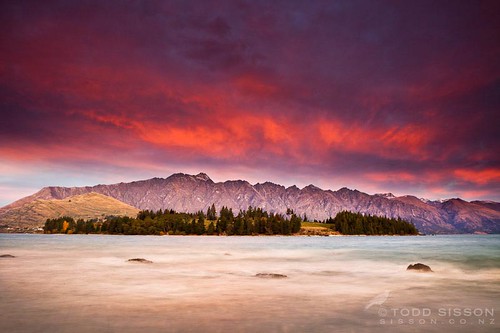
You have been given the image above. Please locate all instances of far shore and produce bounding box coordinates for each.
[0,230,430,236]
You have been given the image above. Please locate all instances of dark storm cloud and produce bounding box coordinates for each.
[1,0,499,201]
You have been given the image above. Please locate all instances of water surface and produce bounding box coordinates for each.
[0,234,498,332]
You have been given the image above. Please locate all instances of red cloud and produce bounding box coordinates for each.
[1,0,498,203]
[454,169,500,185]
[234,74,279,97]
[318,120,433,160]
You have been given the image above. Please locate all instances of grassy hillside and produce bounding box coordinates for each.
[298,221,339,236]
[0,192,139,229]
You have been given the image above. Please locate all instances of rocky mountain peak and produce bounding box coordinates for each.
[195,173,212,182]
[376,193,396,199]
[303,184,322,191]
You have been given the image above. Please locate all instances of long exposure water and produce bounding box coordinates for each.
[0,234,498,332]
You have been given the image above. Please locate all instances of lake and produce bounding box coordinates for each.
[0,234,498,332]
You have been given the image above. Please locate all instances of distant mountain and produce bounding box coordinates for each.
[1,173,499,234]
[0,192,139,229]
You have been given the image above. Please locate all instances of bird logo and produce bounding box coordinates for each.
[365,290,391,311]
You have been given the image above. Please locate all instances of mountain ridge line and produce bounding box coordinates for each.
[1,172,499,234]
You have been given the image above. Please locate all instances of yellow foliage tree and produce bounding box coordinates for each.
[62,220,69,233]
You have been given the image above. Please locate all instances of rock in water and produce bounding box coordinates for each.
[127,258,153,264]
[407,263,433,272]
[255,273,287,279]
[0,254,15,258]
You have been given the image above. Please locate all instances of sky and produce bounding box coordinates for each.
[1,0,499,206]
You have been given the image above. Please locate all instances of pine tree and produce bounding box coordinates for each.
[207,221,215,235]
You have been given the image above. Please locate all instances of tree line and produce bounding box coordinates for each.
[43,206,418,236]
[323,210,418,235]
[43,206,303,236]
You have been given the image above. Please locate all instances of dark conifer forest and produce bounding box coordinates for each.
[44,206,418,236]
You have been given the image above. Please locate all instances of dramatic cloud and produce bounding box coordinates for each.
[1,0,499,205]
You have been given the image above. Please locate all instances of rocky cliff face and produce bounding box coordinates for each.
[1,173,499,233]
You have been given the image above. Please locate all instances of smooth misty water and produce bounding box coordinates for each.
[0,235,498,333]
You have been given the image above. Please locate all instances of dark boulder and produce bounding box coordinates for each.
[127,258,153,264]
[407,263,433,272]
[0,254,15,258]
[255,273,287,279]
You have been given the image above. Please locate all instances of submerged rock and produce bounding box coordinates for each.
[255,273,287,279]
[0,254,15,258]
[127,258,153,264]
[407,263,433,272]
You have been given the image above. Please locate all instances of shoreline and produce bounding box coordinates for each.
[0,231,438,236]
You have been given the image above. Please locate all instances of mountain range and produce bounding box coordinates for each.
[1,172,499,234]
